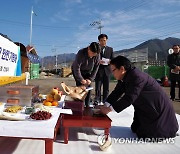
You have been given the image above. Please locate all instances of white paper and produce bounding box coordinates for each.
[171,69,179,74]
[85,87,93,91]
[59,108,72,114]
[101,58,110,65]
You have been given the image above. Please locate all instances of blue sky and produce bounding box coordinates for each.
[0,0,180,57]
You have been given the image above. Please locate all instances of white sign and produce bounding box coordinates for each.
[0,35,21,76]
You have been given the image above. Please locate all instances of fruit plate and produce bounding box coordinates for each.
[44,105,57,108]
[28,110,53,121]
[28,116,52,121]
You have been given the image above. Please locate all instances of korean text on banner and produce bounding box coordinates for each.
[0,35,21,76]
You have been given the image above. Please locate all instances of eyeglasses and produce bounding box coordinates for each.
[173,48,179,50]
[112,68,117,72]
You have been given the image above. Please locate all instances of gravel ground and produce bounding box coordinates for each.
[12,75,180,114]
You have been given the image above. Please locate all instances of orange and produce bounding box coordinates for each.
[44,101,52,106]
[43,100,47,105]
[52,101,58,106]
[46,94,54,102]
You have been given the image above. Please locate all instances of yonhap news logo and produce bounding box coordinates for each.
[112,137,175,144]
[97,134,175,145]
[112,138,175,144]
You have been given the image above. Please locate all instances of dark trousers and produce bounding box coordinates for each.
[131,110,177,139]
[72,71,91,107]
[131,110,140,133]
[170,80,180,99]
[95,70,110,103]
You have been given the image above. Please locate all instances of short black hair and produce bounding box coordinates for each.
[98,34,108,41]
[89,42,101,54]
[172,45,179,49]
[110,56,132,71]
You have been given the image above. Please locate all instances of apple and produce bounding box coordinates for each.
[53,87,59,90]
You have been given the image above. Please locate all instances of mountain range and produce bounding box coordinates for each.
[42,37,180,68]
[116,37,180,61]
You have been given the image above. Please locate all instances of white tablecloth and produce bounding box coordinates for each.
[0,108,71,139]
[0,106,179,154]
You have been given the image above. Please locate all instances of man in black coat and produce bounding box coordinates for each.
[167,45,180,101]
[94,34,114,104]
[71,42,101,107]
[97,56,179,139]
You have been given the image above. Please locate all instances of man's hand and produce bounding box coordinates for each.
[86,79,91,85]
[80,85,86,90]
[95,105,112,115]
[81,79,87,85]
[177,66,180,71]
[174,66,179,72]
[81,79,91,85]
[99,60,105,65]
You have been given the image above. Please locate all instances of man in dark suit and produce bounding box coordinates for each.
[167,45,180,101]
[94,34,114,104]
[97,56,179,140]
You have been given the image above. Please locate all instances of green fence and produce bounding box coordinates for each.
[145,65,170,79]
[110,65,170,81]
[30,63,40,79]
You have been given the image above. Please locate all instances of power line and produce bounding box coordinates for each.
[113,0,150,16]
[113,30,180,49]
[89,0,150,34]
[0,18,90,29]
[115,22,180,41]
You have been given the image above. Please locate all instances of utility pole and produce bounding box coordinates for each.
[52,47,58,74]
[30,6,37,46]
[90,19,104,34]
[135,50,138,62]
[41,57,44,70]
[30,6,33,46]
[155,52,158,61]
[64,53,66,67]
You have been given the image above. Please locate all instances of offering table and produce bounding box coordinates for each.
[0,108,65,154]
[62,107,112,144]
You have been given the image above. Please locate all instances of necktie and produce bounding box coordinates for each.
[101,46,105,58]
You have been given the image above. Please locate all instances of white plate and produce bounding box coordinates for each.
[0,103,6,111]
[0,112,26,121]
[44,105,57,108]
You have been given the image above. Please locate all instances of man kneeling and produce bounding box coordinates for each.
[97,56,179,139]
